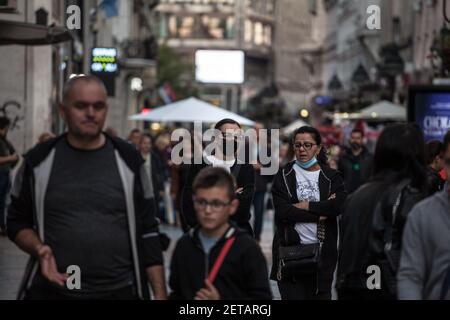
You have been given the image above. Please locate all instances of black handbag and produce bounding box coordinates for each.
[276,220,325,281]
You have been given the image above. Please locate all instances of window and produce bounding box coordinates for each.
[168,15,178,37]
[200,15,233,39]
[254,22,263,45]
[266,0,274,14]
[159,14,168,38]
[245,19,253,42]
[179,16,195,38]
[264,25,272,45]
[226,16,235,39]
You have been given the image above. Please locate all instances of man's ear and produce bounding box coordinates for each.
[228,198,239,216]
[59,104,67,121]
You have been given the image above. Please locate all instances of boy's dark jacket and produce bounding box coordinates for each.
[7,134,163,300]
[270,161,347,291]
[169,222,272,300]
[181,162,255,233]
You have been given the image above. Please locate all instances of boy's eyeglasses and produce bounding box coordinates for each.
[293,142,317,151]
[193,198,231,212]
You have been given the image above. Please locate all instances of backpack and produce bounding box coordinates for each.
[368,179,425,297]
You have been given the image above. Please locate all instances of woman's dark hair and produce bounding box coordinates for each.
[214,118,241,130]
[425,140,444,165]
[373,124,426,189]
[292,126,328,166]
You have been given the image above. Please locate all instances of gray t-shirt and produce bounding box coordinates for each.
[36,137,134,295]
[198,230,220,255]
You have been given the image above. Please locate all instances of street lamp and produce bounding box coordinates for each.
[130,77,143,92]
[300,108,310,119]
[151,123,161,131]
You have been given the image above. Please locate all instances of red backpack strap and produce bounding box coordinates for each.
[207,236,236,284]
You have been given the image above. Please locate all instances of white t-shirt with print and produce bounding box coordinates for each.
[293,165,320,244]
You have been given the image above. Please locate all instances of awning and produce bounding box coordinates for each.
[359,100,406,121]
[129,97,256,126]
[0,20,73,45]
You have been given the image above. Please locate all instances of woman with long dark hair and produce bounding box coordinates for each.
[271,126,347,300]
[337,123,427,300]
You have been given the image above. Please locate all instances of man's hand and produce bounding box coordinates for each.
[252,163,262,171]
[146,265,167,300]
[235,187,244,195]
[294,202,309,211]
[37,244,68,287]
[194,280,220,300]
[9,154,19,163]
[317,194,336,221]
[0,153,19,165]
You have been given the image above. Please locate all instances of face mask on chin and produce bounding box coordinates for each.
[296,156,318,170]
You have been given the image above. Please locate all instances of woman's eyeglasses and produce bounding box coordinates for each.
[293,142,317,151]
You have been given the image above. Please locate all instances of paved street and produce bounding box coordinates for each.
[0,208,280,300]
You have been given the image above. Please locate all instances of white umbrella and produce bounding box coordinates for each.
[129,97,255,126]
[359,100,406,121]
[282,119,309,135]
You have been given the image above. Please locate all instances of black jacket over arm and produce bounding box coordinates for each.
[270,161,347,292]
[181,162,255,234]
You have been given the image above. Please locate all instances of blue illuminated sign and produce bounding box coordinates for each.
[90,48,118,74]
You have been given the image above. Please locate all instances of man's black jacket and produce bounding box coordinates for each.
[338,147,373,194]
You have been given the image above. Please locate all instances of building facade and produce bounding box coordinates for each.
[82,0,158,137]
[0,0,77,153]
[273,0,325,118]
[153,0,275,114]
[411,0,448,83]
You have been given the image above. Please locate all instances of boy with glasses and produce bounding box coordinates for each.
[169,167,271,300]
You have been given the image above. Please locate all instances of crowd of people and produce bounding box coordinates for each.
[1,75,449,300]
